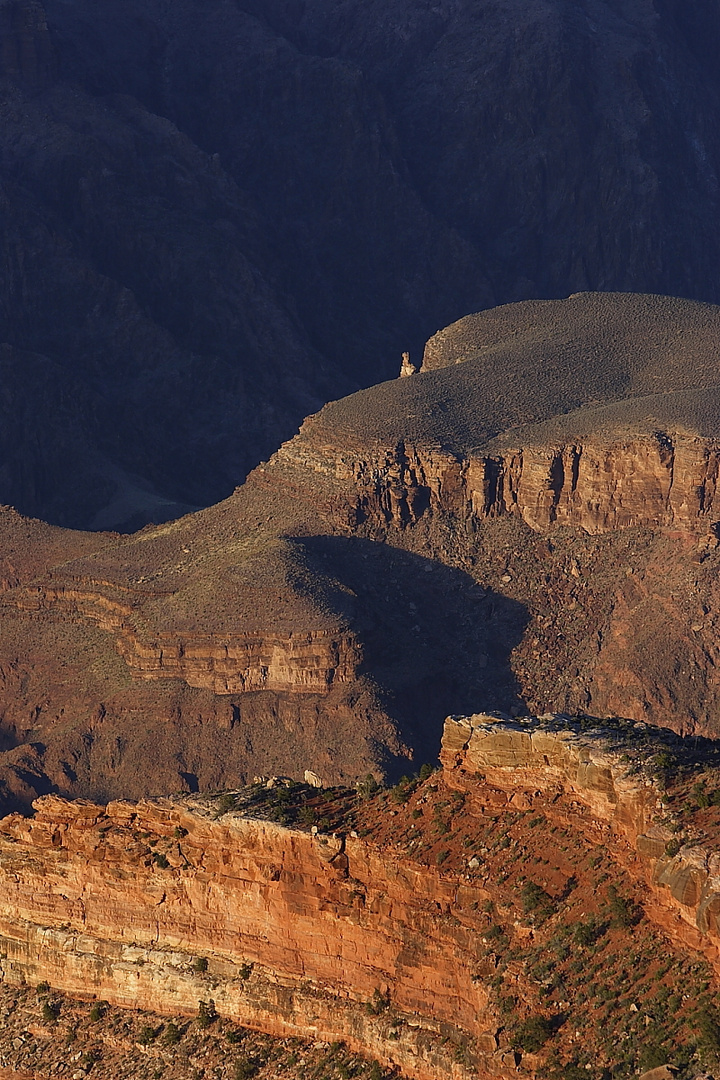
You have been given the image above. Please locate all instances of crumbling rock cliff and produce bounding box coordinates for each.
[2,715,720,1078]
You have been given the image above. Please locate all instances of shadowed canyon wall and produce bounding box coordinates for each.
[2,0,720,527]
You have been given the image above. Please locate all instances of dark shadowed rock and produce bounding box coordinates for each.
[2,0,720,526]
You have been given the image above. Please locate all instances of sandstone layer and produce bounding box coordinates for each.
[4,294,720,806]
[2,716,720,1077]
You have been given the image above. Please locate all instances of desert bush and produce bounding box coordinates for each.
[521,881,556,921]
[606,885,639,928]
[216,793,237,816]
[192,956,208,973]
[42,1001,59,1024]
[234,1057,261,1079]
[696,1008,720,1051]
[573,918,605,947]
[356,774,379,799]
[197,999,217,1029]
[163,1022,182,1045]
[365,988,390,1016]
[513,1015,553,1052]
[639,1043,668,1070]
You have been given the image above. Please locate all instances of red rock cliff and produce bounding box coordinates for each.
[3,717,720,1077]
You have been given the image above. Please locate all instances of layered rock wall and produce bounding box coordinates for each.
[8,583,359,694]
[441,713,720,966]
[4,718,720,1076]
[266,429,720,536]
[0,795,501,1080]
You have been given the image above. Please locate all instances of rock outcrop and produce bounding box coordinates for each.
[441,713,720,966]
[5,294,720,804]
[3,0,720,526]
[2,715,720,1077]
[0,793,501,1080]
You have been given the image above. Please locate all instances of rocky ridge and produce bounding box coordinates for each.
[4,295,720,805]
[2,715,720,1078]
[3,0,720,526]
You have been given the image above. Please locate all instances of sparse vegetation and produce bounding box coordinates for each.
[42,1000,59,1024]
[513,1014,554,1052]
[197,999,218,1029]
[163,1022,182,1045]
[365,988,390,1016]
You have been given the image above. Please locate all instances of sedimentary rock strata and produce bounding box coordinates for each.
[2,716,720,1077]
[4,294,720,804]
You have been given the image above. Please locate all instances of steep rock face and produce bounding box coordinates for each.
[3,0,720,525]
[3,717,720,1076]
[266,427,720,536]
[0,794,502,1080]
[13,582,360,694]
[4,294,720,804]
[441,713,720,963]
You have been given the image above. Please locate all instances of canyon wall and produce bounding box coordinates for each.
[441,713,720,966]
[0,793,501,1080]
[8,582,359,695]
[3,717,720,1078]
[266,426,720,537]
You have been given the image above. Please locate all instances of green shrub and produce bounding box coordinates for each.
[36,981,50,995]
[89,1001,108,1022]
[216,793,237,816]
[153,851,170,869]
[197,999,217,1029]
[234,1057,260,1079]
[436,849,450,865]
[521,881,555,921]
[573,918,605,947]
[514,1015,553,1052]
[163,1022,182,1046]
[665,837,682,857]
[391,776,416,804]
[138,1024,157,1045]
[42,1001,59,1024]
[654,751,675,771]
[639,1044,668,1070]
[226,1029,244,1044]
[418,763,435,781]
[606,885,639,928]
[192,956,208,973]
[366,988,390,1016]
[356,774,379,799]
[696,1008,720,1051]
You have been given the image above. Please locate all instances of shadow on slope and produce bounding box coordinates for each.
[293,535,529,766]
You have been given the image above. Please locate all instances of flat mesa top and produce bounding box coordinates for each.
[303,293,720,450]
